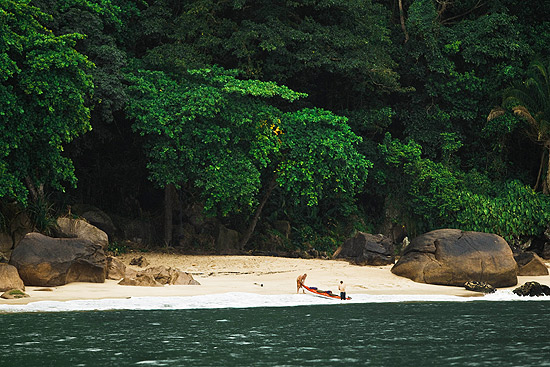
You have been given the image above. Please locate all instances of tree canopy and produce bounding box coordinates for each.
[2,0,550,250]
[0,0,93,204]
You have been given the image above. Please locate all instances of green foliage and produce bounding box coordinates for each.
[0,0,94,204]
[376,132,550,240]
[126,65,370,222]
[137,0,401,111]
[277,108,372,206]
[454,181,550,242]
[501,58,550,144]
[27,195,56,234]
[126,66,300,215]
[107,241,129,256]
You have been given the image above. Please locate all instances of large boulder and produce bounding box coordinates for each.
[9,232,107,287]
[333,232,395,266]
[514,252,549,276]
[0,263,25,291]
[75,206,117,240]
[216,225,241,255]
[391,229,518,287]
[56,217,109,249]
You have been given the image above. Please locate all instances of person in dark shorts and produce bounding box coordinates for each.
[338,280,346,300]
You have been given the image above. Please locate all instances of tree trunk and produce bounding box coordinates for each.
[398,0,409,43]
[545,145,550,194]
[534,148,545,191]
[164,184,175,246]
[24,176,44,203]
[239,174,278,249]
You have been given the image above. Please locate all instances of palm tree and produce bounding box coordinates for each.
[488,58,550,193]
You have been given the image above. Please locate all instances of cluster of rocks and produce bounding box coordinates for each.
[512,281,550,296]
[110,256,200,287]
[0,218,200,299]
[333,228,549,297]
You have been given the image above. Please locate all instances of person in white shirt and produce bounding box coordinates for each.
[338,280,347,300]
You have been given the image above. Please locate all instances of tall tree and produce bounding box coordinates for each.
[0,0,94,204]
[125,66,371,246]
[488,58,550,193]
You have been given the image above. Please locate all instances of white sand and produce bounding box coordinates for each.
[2,253,550,305]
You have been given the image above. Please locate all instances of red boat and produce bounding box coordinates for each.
[302,285,351,300]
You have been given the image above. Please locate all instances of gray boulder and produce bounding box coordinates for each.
[57,217,109,249]
[9,232,107,287]
[0,263,25,291]
[514,252,549,276]
[333,232,395,266]
[391,229,518,287]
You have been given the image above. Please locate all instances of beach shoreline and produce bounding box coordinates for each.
[2,253,550,305]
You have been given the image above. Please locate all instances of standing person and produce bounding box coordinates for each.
[338,280,347,300]
[296,273,307,293]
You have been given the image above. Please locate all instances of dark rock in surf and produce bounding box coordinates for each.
[464,281,496,294]
[513,281,550,297]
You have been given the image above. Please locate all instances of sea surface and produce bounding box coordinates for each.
[1,292,550,366]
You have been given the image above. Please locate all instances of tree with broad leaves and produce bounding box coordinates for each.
[0,0,94,205]
[125,66,371,247]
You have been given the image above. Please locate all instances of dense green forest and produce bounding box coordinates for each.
[2,0,550,254]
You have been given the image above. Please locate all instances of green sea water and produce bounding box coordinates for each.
[2,301,549,366]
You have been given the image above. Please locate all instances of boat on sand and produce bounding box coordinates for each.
[302,285,351,300]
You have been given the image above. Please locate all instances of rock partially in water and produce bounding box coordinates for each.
[464,281,496,294]
[513,281,550,297]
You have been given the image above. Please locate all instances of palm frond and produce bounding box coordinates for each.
[512,105,537,127]
[487,107,505,121]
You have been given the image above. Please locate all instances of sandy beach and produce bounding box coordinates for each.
[2,253,550,305]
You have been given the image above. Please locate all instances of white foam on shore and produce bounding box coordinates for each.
[1,290,549,313]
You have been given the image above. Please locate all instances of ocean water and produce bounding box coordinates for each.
[1,292,550,366]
